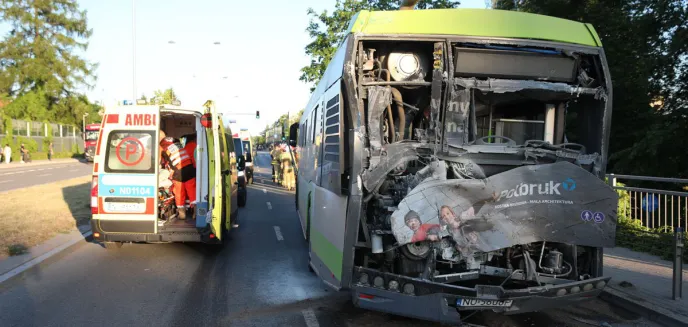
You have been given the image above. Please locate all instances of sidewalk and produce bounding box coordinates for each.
[602,246,688,326]
[0,157,83,169]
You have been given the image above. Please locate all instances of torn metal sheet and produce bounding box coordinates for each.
[361,143,430,192]
[454,78,605,98]
[390,161,618,252]
[366,86,392,155]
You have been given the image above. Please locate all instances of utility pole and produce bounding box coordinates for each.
[132,0,137,101]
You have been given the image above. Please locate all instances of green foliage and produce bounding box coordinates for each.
[0,0,98,125]
[71,142,79,154]
[17,136,37,153]
[301,0,461,91]
[150,88,179,105]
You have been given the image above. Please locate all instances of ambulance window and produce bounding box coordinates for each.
[104,130,155,173]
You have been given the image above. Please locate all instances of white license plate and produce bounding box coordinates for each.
[105,202,145,213]
[457,298,513,308]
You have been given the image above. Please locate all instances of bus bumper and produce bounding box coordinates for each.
[351,267,610,325]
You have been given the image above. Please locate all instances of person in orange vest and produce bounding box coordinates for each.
[160,137,196,220]
[182,133,197,168]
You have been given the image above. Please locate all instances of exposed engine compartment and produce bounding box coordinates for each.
[354,39,617,289]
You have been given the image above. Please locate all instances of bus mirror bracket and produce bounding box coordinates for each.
[289,123,299,147]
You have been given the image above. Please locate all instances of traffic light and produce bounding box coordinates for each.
[255,110,260,119]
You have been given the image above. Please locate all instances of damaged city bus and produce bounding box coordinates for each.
[289,3,618,325]
[90,100,238,248]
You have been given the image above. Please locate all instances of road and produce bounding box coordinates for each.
[0,161,93,193]
[0,152,659,327]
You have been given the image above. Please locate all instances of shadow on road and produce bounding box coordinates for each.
[61,181,93,242]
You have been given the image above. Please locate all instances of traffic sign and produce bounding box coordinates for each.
[115,137,145,166]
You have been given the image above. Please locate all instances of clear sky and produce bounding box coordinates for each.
[75,0,488,134]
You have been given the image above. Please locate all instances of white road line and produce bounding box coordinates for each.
[0,180,11,184]
[266,202,272,210]
[273,226,284,241]
[302,309,320,327]
[263,188,267,194]
[37,173,51,177]
[68,169,79,172]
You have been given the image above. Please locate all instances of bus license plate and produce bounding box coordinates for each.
[456,298,513,308]
[105,202,145,213]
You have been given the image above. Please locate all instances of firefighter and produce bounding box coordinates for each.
[160,137,196,220]
[270,144,282,184]
[280,148,294,190]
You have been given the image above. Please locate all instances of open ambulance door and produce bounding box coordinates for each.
[205,101,224,240]
[217,119,233,233]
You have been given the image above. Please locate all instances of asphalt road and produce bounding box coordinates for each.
[0,161,93,192]
[0,152,660,327]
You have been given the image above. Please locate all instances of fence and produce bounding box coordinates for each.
[607,174,688,232]
[0,118,84,153]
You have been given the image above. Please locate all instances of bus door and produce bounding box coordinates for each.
[96,110,159,234]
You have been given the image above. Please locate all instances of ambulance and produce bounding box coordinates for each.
[90,100,239,249]
[239,129,254,184]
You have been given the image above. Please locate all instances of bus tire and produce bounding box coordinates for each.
[103,242,123,249]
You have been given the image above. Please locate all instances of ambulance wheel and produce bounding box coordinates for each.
[103,242,123,249]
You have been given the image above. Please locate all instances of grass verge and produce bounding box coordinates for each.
[0,176,91,258]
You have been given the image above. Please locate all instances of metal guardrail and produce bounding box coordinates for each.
[607,174,686,301]
[607,174,688,231]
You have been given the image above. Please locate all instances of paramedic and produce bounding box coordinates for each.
[160,137,196,220]
[183,133,197,168]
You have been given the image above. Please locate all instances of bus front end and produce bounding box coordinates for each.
[341,9,616,325]
[84,124,101,162]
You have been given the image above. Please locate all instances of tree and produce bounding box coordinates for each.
[494,0,687,178]
[0,0,97,124]
[151,88,179,105]
[300,0,461,91]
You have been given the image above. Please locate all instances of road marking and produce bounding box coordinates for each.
[302,309,320,327]
[37,173,51,177]
[68,169,79,172]
[263,188,267,194]
[0,180,10,184]
[267,202,272,210]
[273,226,284,241]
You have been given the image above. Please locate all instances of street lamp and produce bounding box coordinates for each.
[83,113,89,131]
[132,0,137,101]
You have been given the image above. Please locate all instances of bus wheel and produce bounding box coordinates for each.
[103,242,123,249]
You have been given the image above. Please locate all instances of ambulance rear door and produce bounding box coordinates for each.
[207,104,225,240]
[96,107,159,234]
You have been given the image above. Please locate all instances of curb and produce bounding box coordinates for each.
[600,287,688,327]
[0,230,93,285]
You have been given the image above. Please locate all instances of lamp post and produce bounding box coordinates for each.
[132,0,137,101]
[82,113,89,132]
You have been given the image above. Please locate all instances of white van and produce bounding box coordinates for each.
[90,101,239,248]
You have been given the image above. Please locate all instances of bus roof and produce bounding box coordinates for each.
[347,8,602,47]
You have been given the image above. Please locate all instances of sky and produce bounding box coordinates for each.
[74,0,488,134]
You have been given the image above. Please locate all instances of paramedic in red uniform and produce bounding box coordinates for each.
[183,134,197,168]
[160,137,196,220]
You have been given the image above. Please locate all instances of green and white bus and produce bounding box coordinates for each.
[289,2,618,324]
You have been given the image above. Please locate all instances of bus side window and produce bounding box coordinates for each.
[311,106,318,144]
